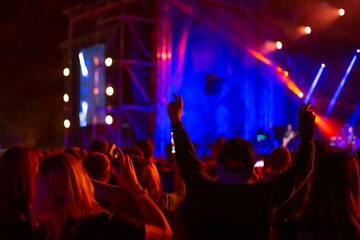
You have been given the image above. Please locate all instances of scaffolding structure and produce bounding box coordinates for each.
[62,0,171,151]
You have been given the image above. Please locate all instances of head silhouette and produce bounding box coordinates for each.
[217,137,255,175]
[89,139,109,154]
[82,152,110,183]
[0,146,38,224]
[268,147,291,173]
[303,147,360,238]
[134,138,154,161]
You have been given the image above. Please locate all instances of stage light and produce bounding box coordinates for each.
[78,52,88,77]
[315,114,334,136]
[93,56,99,66]
[248,49,272,66]
[283,71,289,77]
[338,8,345,16]
[325,50,359,116]
[64,119,70,128]
[276,41,283,50]
[106,86,114,96]
[304,63,326,104]
[357,49,360,53]
[276,66,282,73]
[63,94,69,103]
[79,101,89,127]
[105,115,113,125]
[304,26,311,34]
[63,68,70,77]
[105,57,113,67]
[298,92,304,98]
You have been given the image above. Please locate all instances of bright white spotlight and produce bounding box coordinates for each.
[106,86,114,96]
[63,68,70,77]
[299,92,304,98]
[64,119,70,128]
[304,63,326,104]
[338,9,345,16]
[78,52,88,77]
[63,94,69,103]
[105,115,113,125]
[105,57,113,67]
[304,26,311,34]
[357,49,360,53]
[276,41,283,50]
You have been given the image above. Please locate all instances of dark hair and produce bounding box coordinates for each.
[82,152,110,183]
[63,148,82,161]
[301,148,360,238]
[134,138,154,160]
[89,139,109,154]
[268,147,291,173]
[124,146,144,158]
[0,146,38,224]
[217,137,255,173]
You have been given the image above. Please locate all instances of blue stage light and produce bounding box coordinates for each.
[325,50,359,117]
[304,63,325,104]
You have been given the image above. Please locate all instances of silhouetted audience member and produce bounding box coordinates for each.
[124,146,144,158]
[0,146,39,239]
[157,144,177,192]
[263,147,291,181]
[130,155,186,240]
[89,139,110,154]
[204,137,226,179]
[277,147,360,239]
[134,138,155,163]
[63,148,83,161]
[134,138,162,203]
[32,152,172,240]
[82,152,111,183]
[271,139,330,239]
[93,152,185,240]
[167,94,316,240]
[72,146,87,159]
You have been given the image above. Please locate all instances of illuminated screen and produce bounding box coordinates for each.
[78,44,106,127]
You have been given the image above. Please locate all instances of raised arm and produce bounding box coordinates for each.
[266,103,316,206]
[114,148,172,240]
[167,94,212,195]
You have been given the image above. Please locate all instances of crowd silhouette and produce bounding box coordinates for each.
[0,93,359,240]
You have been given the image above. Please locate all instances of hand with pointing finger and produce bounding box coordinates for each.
[298,103,316,141]
[167,93,183,123]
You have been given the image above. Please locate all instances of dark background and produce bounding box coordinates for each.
[0,0,96,148]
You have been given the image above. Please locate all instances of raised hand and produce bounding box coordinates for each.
[112,147,142,191]
[167,93,183,123]
[298,103,316,140]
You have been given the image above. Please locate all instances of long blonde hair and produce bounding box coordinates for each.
[32,153,103,240]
